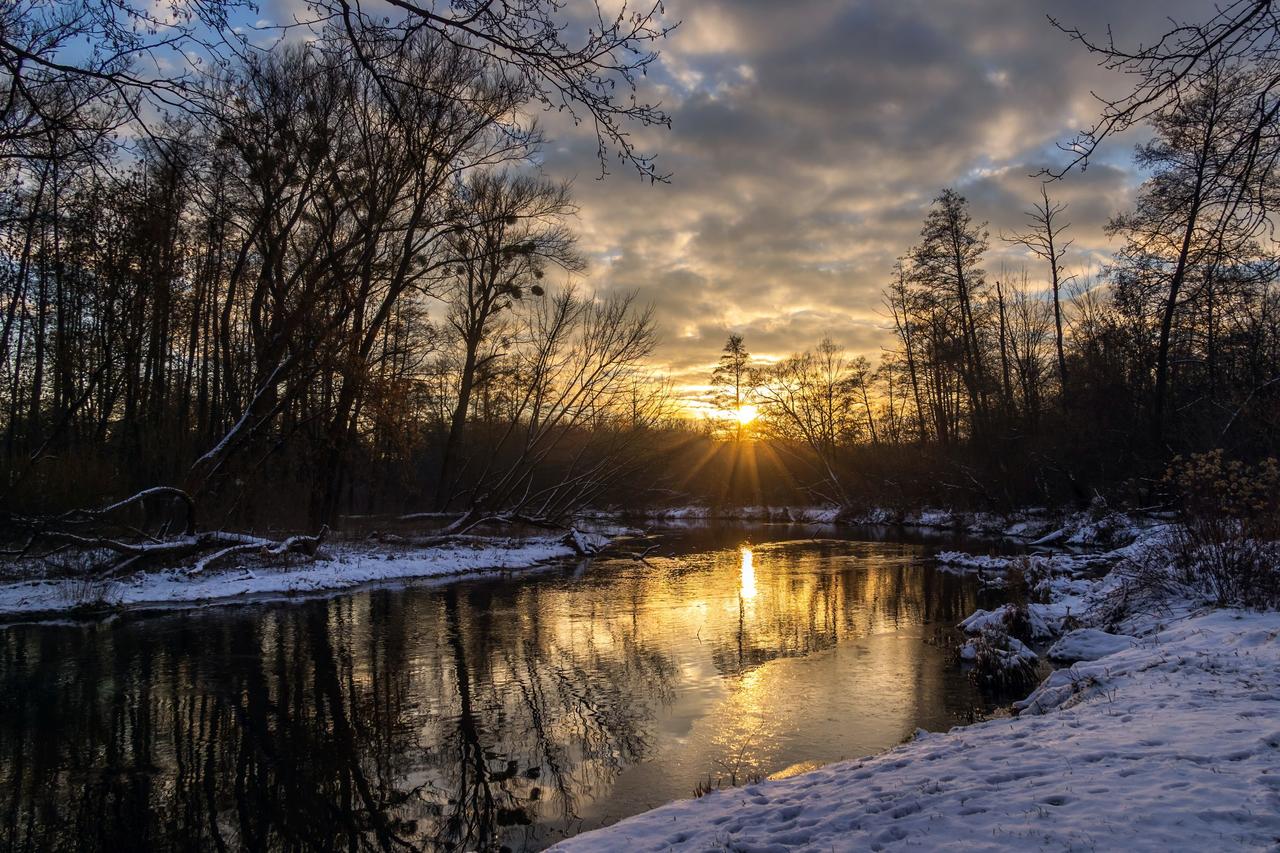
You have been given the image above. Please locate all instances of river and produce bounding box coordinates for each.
[0,523,1012,851]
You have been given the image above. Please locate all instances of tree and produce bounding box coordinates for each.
[755,338,861,505]
[884,260,930,442]
[711,334,753,440]
[0,0,225,161]
[909,189,992,438]
[0,13,671,568]
[1105,67,1275,439]
[311,0,676,180]
[434,173,583,511]
[849,355,879,445]
[1004,185,1073,407]
[1051,0,1280,192]
[0,0,675,179]
[438,288,659,531]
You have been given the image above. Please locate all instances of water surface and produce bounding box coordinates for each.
[0,524,1005,851]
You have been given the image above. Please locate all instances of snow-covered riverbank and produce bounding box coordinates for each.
[554,518,1280,852]
[555,607,1280,851]
[610,501,1170,547]
[0,536,581,618]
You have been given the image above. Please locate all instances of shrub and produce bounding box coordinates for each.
[1165,450,1280,537]
[962,624,1039,691]
[1158,451,1280,609]
[57,575,120,610]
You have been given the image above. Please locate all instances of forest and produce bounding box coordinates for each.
[3,0,1280,560]
[0,0,685,555]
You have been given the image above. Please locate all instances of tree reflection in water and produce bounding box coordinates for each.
[0,529,992,852]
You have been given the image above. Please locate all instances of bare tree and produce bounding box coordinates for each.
[440,287,658,531]
[1,0,675,179]
[884,260,930,442]
[910,189,992,435]
[0,0,235,160]
[1105,66,1275,437]
[755,338,861,505]
[1004,185,1074,406]
[434,172,583,511]
[1050,0,1280,188]
[307,0,677,180]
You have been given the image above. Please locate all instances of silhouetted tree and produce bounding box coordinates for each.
[711,334,753,440]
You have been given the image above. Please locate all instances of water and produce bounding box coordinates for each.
[0,524,1008,851]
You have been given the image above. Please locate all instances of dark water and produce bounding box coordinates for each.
[0,524,1005,852]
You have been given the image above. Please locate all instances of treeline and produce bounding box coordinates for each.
[719,8,1280,509]
[0,1,680,537]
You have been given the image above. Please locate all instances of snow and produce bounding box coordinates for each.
[1026,509,1168,549]
[0,536,577,617]
[934,551,1101,575]
[563,528,612,555]
[934,550,1012,571]
[600,503,1172,553]
[1000,518,1054,540]
[554,606,1280,852]
[1047,628,1137,662]
[959,601,1075,639]
[846,504,1170,549]
[911,508,955,528]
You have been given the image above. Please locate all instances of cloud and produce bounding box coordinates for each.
[539,0,1209,392]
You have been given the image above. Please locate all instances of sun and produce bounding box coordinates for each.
[735,404,759,425]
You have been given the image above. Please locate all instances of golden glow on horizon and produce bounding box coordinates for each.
[735,404,759,425]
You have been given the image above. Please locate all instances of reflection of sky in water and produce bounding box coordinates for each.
[0,526,996,852]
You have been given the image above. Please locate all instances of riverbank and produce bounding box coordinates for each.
[610,502,1167,547]
[0,535,583,618]
[556,607,1280,851]
[0,502,1153,619]
[554,521,1280,852]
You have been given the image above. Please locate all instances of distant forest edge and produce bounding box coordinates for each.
[3,1,1280,555]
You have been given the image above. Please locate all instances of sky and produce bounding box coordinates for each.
[520,0,1211,409]
[246,0,1213,413]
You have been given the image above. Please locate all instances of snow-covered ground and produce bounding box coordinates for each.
[554,519,1280,852]
[0,536,580,617]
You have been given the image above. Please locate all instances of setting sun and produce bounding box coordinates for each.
[735,405,759,425]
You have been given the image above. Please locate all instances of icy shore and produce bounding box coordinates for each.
[554,520,1280,852]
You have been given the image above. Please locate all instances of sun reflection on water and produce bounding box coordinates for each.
[739,546,757,600]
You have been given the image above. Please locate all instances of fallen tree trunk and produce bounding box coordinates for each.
[1,487,326,578]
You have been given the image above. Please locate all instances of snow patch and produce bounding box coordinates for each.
[1047,628,1137,662]
[0,537,577,617]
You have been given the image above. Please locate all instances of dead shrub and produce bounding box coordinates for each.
[965,624,1039,692]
